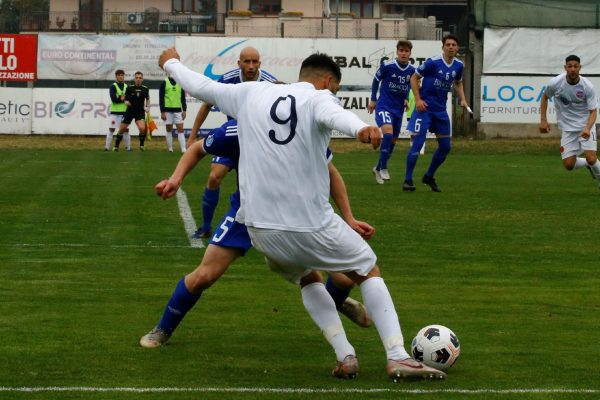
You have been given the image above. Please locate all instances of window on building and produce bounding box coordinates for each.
[79,0,103,30]
[249,0,281,14]
[172,0,211,13]
[350,0,374,18]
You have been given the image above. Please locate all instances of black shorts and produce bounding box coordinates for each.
[122,110,145,124]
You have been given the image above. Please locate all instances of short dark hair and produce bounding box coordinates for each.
[134,71,143,77]
[565,54,580,64]
[442,33,459,45]
[396,40,413,50]
[115,69,124,75]
[299,53,342,83]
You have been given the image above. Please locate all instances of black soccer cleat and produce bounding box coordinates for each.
[402,180,416,192]
[422,175,442,192]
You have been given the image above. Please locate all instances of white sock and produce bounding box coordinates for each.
[105,132,113,149]
[360,277,409,361]
[177,132,186,153]
[590,160,600,181]
[574,157,587,169]
[301,283,355,362]
[124,133,131,150]
[166,130,173,151]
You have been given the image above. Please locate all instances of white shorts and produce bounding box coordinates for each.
[164,112,184,126]
[248,214,377,284]
[561,129,597,159]
[108,114,124,130]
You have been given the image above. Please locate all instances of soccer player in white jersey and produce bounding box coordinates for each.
[540,54,600,187]
[188,47,278,240]
[159,47,446,381]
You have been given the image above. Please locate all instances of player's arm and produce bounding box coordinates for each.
[410,73,426,112]
[539,92,550,133]
[181,87,187,120]
[145,89,150,112]
[328,162,375,240]
[454,80,468,108]
[124,86,132,107]
[367,76,380,114]
[315,94,381,149]
[109,85,121,103]
[155,140,208,199]
[582,108,597,139]
[187,102,212,146]
[160,48,241,119]
[159,82,166,119]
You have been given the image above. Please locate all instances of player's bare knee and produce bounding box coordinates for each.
[187,268,219,291]
[299,270,323,287]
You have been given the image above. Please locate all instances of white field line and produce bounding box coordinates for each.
[175,188,204,249]
[4,243,193,249]
[0,387,598,394]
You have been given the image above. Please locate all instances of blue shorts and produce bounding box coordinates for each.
[209,206,252,254]
[211,156,235,168]
[374,108,403,138]
[407,110,451,136]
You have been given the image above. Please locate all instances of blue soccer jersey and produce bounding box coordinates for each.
[371,59,415,117]
[416,54,463,112]
[218,68,278,85]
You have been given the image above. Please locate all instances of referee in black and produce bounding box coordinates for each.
[114,71,151,151]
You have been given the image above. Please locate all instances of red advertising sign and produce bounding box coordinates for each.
[0,34,38,81]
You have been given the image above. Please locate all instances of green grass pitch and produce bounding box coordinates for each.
[0,137,598,400]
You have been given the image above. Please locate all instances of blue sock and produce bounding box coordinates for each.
[325,276,351,309]
[426,137,451,177]
[378,133,393,170]
[201,187,220,231]
[405,134,426,182]
[157,277,201,335]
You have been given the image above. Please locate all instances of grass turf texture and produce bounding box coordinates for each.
[0,136,599,400]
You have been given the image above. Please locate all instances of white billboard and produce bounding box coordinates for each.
[0,88,32,134]
[175,37,442,85]
[480,75,600,124]
[484,28,600,75]
[37,34,175,80]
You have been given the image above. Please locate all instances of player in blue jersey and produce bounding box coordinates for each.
[140,120,375,348]
[403,34,469,192]
[188,47,277,240]
[368,40,415,184]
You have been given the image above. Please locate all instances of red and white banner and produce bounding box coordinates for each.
[0,34,38,81]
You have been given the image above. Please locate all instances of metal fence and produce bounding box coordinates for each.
[19,11,446,40]
[20,11,226,34]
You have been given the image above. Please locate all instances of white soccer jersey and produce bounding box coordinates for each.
[544,73,598,132]
[165,59,368,232]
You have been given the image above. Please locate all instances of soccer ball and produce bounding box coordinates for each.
[411,325,460,371]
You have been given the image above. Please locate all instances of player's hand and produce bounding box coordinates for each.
[350,220,375,240]
[144,106,150,113]
[582,128,590,139]
[416,99,428,112]
[367,100,376,114]
[125,101,131,107]
[182,111,186,120]
[155,178,180,199]
[358,126,382,150]
[539,121,550,134]
[159,47,180,69]
[161,112,166,121]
